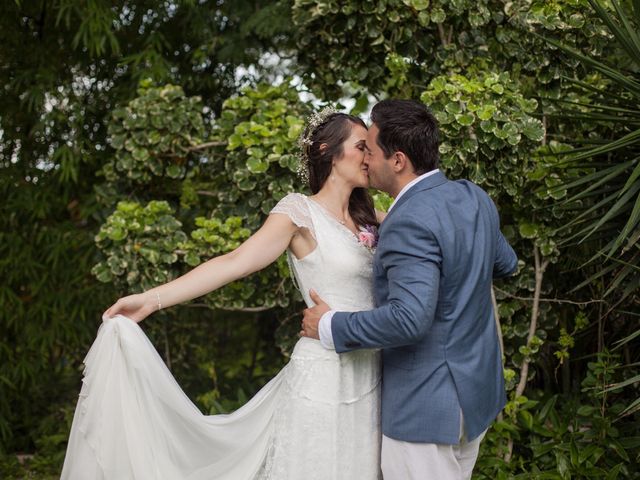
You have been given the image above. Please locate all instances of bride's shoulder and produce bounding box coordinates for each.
[270,192,311,215]
[270,192,314,231]
[273,192,309,208]
[282,191,308,200]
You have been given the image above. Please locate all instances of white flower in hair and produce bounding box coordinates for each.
[296,106,339,183]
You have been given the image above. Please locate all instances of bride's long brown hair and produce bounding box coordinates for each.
[303,113,379,229]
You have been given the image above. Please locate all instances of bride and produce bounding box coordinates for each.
[61,108,384,479]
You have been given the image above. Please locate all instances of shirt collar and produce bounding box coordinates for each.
[387,169,440,212]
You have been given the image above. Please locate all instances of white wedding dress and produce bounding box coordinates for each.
[61,193,382,480]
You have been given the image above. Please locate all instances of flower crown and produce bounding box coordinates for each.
[296,106,339,183]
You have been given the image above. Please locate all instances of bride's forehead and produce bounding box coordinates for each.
[347,124,368,139]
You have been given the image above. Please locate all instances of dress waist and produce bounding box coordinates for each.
[286,338,381,405]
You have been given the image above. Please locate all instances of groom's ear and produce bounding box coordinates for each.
[391,151,410,173]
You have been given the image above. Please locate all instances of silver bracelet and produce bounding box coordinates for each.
[156,292,162,311]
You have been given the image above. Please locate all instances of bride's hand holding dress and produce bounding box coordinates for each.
[103,293,153,323]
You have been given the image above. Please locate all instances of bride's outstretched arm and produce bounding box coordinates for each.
[103,214,299,322]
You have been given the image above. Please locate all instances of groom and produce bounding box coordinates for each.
[301,99,518,479]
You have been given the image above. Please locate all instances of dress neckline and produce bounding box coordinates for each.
[302,195,374,257]
[306,196,360,238]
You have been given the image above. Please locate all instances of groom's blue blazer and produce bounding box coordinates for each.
[331,171,517,445]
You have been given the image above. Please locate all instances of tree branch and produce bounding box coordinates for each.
[160,141,228,159]
[492,284,506,425]
[186,303,272,313]
[492,286,606,307]
[188,141,227,151]
[437,23,449,47]
[515,247,549,398]
[507,246,549,462]
[491,285,505,358]
[196,190,217,197]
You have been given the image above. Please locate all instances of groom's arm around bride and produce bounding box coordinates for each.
[302,99,517,480]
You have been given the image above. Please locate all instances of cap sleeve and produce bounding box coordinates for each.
[270,193,315,238]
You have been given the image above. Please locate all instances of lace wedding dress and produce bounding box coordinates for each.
[61,193,382,480]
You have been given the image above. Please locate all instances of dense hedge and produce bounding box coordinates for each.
[1,0,638,478]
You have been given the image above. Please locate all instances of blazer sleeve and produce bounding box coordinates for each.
[488,195,518,278]
[493,231,518,278]
[331,211,441,353]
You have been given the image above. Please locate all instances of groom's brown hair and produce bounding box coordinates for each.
[370,99,440,175]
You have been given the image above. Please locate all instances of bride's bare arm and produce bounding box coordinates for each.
[104,214,299,322]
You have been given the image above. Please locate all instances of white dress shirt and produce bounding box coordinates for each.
[318,169,441,349]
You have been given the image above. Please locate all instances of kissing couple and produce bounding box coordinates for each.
[62,99,518,479]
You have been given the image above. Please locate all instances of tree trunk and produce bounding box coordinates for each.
[506,245,549,462]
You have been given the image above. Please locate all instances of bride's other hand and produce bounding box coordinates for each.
[103,293,155,323]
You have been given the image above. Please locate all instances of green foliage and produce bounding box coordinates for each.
[421,68,544,196]
[3,0,640,478]
[536,0,640,425]
[92,201,187,290]
[554,311,589,364]
[225,94,304,177]
[291,0,609,99]
[184,216,252,267]
[105,84,207,183]
[477,352,640,479]
[292,0,504,97]
[546,0,640,306]
[0,165,115,455]
[213,82,310,225]
[94,81,308,313]
[0,0,294,461]
[290,6,608,413]
[180,215,283,310]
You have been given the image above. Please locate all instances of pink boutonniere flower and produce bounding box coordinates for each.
[358,224,379,250]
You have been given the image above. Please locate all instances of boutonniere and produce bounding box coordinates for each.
[358,224,379,251]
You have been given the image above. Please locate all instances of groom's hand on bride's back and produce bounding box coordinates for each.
[300,289,330,340]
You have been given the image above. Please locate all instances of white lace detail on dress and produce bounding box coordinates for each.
[270,193,315,239]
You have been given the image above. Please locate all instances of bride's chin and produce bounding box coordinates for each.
[350,173,370,189]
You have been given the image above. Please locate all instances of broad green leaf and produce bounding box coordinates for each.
[455,113,475,126]
[410,0,429,10]
[519,223,539,239]
[522,119,545,142]
[247,156,269,174]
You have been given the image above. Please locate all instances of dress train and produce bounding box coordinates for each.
[62,315,283,480]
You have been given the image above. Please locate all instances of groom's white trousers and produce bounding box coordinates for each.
[381,412,485,480]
